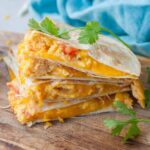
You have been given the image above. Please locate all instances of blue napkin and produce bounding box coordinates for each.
[29,0,150,57]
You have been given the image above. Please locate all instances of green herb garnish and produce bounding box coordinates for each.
[28,17,70,40]
[78,21,100,44]
[28,17,130,48]
[103,101,150,143]
[40,17,59,36]
[78,21,130,49]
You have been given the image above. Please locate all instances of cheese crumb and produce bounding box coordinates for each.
[58,117,64,123]
[3,15,10,20]
[44,122,53,129]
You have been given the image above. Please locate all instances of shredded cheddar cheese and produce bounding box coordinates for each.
[5,30,145,126]
[8,78,130,107]
[8,88,135,124]
[17,31,133,78]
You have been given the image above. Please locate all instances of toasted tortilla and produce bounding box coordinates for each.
[27,30,140,77]
[4,47,133,86]
[27,107,114,126]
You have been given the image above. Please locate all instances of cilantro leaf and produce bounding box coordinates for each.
[28,18,129,48]
[86,21,101,33]
[28,18,41,31]
[114,101,136,116]
[103,101,150,143]
[123,121,140,142]
[77,21,130,48]
[40,17,59,36]
[58,29,70,40]
[104,119,126,136]
[103,119,121,129]
[78,21,101,44]
[146,67,150,84]
[28,17,71,40]
[144,89,150,109]
[104,118,141,142]
[111,124,125,136]
[78,30,99,44]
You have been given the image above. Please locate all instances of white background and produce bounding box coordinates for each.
[0,0,32,33]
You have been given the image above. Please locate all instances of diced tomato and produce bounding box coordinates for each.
[60,43,78,59]
[7,82,20,94]
[22,109,31,118]
[7,82,13,89]
[59,44,65,51]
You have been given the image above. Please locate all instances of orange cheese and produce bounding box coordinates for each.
[8,91,114,124]
[8,77,129,106]
[8,68,15,80]
[8,90,135,124]
[17,32,133,78]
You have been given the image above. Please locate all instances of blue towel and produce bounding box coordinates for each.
[29,0,150,57]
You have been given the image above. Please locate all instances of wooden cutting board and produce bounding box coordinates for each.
[0,31,150,150]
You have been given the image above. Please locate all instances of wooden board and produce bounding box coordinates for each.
[0,32,150,150]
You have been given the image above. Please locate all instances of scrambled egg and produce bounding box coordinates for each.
[17,31,132,77]
[8,87,136,124]
[8,78,129,106]
[6,31,145,125]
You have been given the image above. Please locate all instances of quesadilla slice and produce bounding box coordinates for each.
[8,86,133,125]
[17,30,140,78]
[4,18,145,125]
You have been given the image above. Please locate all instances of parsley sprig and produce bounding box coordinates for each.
[28,17,130,48]
[104,101,150,143]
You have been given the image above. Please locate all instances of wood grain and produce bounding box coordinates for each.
[0,32,150,150]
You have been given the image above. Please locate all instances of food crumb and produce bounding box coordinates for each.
[58,117,64,123]
[44,122,53,129]
[3,15,10,20]
[27,122,33,127]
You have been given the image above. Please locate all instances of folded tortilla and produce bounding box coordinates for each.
[8,87,134,124]
[4,26,145,125]
[17,30,140,78]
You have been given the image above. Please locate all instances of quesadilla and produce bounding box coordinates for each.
[4,21,145,126]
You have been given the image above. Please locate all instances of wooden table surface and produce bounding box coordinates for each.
[0,32,150,150]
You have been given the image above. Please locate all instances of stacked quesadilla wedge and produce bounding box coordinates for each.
[4,28,145,125]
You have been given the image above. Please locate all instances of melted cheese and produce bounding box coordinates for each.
[115,92,133,108]
[9,91,114,124]
[6,31,145,126]
[38,51,128,77]
[17,32,133,78]
[18,55,90,78]
[8,69,15,80]
[8,90,135,124]
[9,77,129,106]
[8,68,144,110]
[28,97,113,123]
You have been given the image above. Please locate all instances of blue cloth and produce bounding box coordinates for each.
[29,0,150,57]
